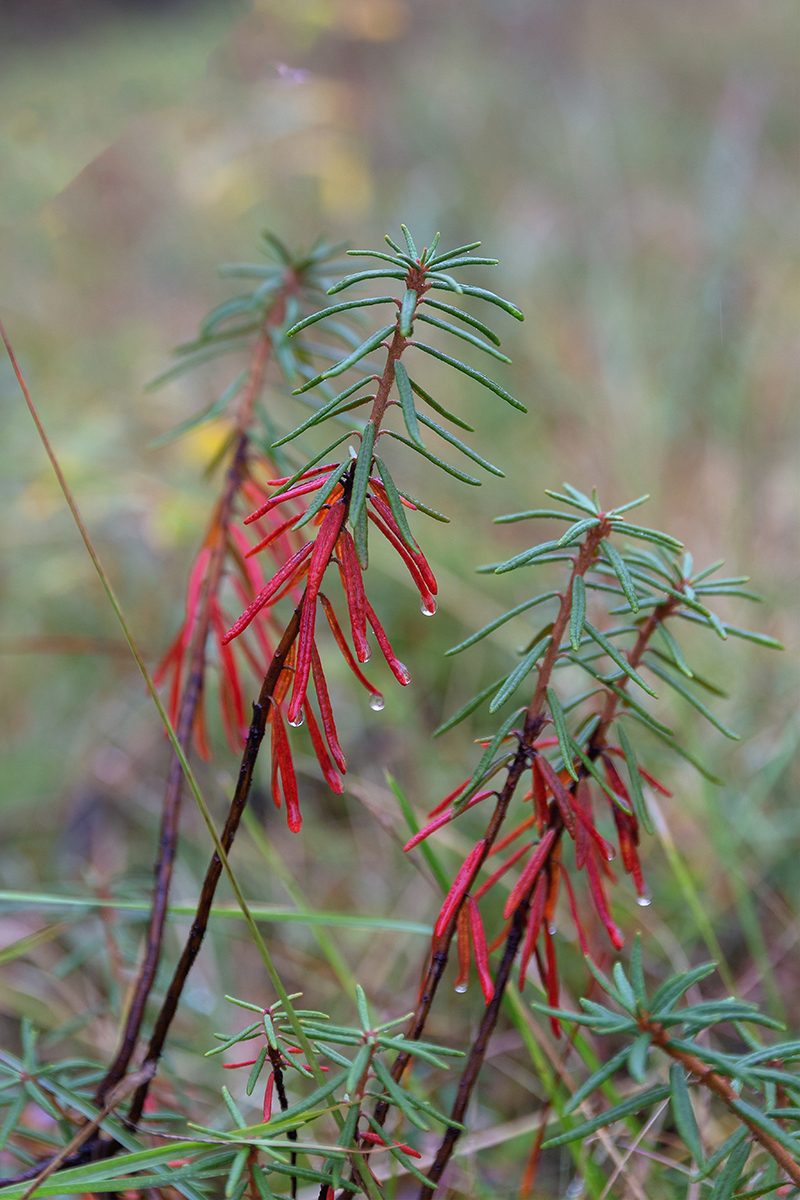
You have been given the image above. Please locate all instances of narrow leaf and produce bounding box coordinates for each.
[645,660,740,739]
[399,288,417,337]
[293,325,394,392]
[407,374,474,430]
[604,542,639,612]
[489,637,551,712]
[432,676,506,737]
[546,687,577,782]
[416,410,504,476]
[445,592,558,656]
[570,575,586,651]
[421,297,501,344]
[616,722,654,835]
[411,341,525,410]
[285,296,394,337]
[374,456,418,551]
[583,621,658,697]
[542,1085,671,1147]
[327,269,407,294]
[383,429,481,484]
[394,360,423,446]
[416,311,510,362]
[349,422,375,530]
[427,279,524,320]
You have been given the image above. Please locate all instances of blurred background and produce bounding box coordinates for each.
[0,0,797,1194]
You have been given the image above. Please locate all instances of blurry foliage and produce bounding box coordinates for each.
[0,1,797,1196]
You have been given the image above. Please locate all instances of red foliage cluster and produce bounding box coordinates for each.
[406,735,671,1021]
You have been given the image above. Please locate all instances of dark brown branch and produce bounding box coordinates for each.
[126,601,304,1126]
[96,303,287,1105]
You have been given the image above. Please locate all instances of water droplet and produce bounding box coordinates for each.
[606,847,617,862]
[420,597,438,616]
[454,983,468,994]
[287,712,304,728]
[636,889,652,907]
[359,646,371,663]
[548,924,557,936]
[369,693,385,711]
[395,662,411,684]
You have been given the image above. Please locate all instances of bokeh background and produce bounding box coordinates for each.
[1,1,797,1195]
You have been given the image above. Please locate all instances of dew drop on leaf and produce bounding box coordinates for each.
[288,712,304,728]
[454,983,468,994]
[421,597,438,616]
[369,693,385,711]
[636,890,652,907]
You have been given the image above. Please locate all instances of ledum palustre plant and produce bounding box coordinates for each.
[0,224,795,1200]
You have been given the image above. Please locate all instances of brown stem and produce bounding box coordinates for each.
[414,571,678,1183]
[649,1025,800,1186]
[419,879,543,1199]
[126,601,304,1126]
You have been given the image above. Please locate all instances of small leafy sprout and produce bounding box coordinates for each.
[531,939,799,1194]
[192,992,465,1197]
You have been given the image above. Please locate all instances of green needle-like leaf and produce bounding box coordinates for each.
[285,296,394,338]
[373,456,418,551]
[293,460,351,530]
[604,542,640,612]
[327,269,408,294]
[645,660,740,739]
[490,637,552,713]
[407,375,474,430]
[542,1085,671,1147]
[394,360,423,446]
[707,1136,751,1199]
[432,675,506,737]
[349,421,375,532]
[445,592,558,656]
[411,341,526,410]
[293,325,394,393]
[570,575,586,651]
[427,279,524,320]
[627,1033,652,1083]
[546,687,578,781]
[416,410,504,475]
[669,1065,704,1164]
[616,722,654,835]
[399,288,417,336]
[494,508,576,524]
[583,622,658,697]
[415,311,511,362]
[400,224,418,259]
[421,297,501,344]
[383,430,481,484]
